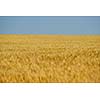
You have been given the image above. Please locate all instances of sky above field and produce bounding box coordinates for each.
[0,16,100,34]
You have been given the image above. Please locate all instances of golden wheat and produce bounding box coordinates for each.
[0,34,100,82]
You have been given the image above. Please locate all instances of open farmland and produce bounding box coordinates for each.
[0,34,100,82]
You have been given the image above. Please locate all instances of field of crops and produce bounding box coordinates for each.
[0,34,100,82]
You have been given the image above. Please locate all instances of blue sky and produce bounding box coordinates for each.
[0,16,100,34]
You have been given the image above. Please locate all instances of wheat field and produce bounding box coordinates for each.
[0,34,100,82]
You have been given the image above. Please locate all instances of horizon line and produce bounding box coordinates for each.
[0,33,100,35]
